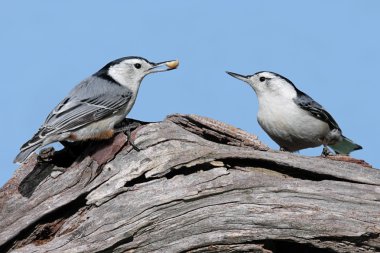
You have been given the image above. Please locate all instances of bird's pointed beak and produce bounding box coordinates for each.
[226,71,250,83]
[149,60,179,73]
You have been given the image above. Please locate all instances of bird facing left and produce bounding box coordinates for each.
[14,57,179,163]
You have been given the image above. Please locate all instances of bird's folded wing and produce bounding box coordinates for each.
[39,92,133,138]
[293,92,341,131]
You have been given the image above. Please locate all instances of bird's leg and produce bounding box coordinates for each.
[114,118,151,152]
[321,145,333,157]
[114,122,141,151]
[124,129,140,152]
[280,147,288,152]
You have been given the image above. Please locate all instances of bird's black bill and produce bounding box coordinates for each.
[226,71,250,82]
[150,60,179,73]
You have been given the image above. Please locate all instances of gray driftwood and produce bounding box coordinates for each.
[0,114,379,253]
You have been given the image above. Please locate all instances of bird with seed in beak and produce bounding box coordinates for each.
[14,57,179,163]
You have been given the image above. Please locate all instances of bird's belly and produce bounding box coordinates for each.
[70,114,125,141]
[69,96,136,141]
[257,104,330,151]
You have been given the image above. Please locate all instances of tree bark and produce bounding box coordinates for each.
[0,114,379,253]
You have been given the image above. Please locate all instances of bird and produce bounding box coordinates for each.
[226,70,362,155]
[14,56,179,163]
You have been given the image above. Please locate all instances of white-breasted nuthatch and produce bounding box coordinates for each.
[14,57,179,163]
[226,71,362,155]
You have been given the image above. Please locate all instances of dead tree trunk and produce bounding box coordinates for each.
[0,114,379,253]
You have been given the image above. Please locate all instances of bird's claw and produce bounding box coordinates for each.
[125,129,140,151]
[321,146,334,157]
[37,147,55,163]
[114,119,147,152]
[129,139,141,152]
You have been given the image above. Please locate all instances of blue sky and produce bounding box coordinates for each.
[1,1,379,186]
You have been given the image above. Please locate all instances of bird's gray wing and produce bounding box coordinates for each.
[21,91,132,149]
[48,93,132,130]
[293,91,341,131]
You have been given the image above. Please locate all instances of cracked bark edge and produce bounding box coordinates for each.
[166,114,269,151]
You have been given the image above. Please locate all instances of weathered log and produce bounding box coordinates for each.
[0,114,379,253]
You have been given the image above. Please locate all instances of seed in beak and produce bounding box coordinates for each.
[166,60,179,69]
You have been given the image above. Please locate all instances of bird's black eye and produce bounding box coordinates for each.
[134,63,141,69]
[259,76,266,82]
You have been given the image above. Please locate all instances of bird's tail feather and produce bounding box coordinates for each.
[329,135,362,155]
[14,143,41,163]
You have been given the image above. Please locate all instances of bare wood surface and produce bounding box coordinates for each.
[0,114,379,253]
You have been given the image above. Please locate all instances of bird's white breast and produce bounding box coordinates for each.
[256,94,330,151]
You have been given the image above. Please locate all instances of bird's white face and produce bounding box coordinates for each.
[107,57,177,91]
[227,71,297,100]
[248,72,297,100]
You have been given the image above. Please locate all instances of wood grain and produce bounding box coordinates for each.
[1,114,379,253]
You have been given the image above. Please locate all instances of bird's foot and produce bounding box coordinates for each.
[321,146,334,157]
[114,118,151,152]
[37,147,55,163]
[125,129,140,152]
